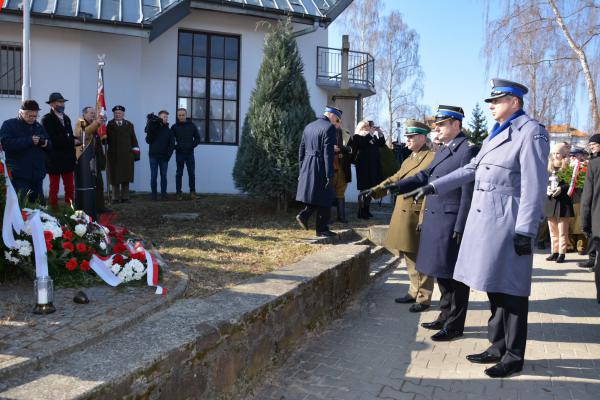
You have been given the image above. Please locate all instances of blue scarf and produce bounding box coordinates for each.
[488,109,525,141]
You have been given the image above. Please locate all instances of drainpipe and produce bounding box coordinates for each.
[22,0,31,100]
[292,21,320,38]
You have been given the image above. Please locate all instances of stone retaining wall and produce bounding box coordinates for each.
[0,244,372,400]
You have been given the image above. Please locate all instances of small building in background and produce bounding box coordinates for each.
[547,124,590,148]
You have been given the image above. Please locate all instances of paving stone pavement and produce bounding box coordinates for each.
[0,258,187,380]
[252,251,600,400]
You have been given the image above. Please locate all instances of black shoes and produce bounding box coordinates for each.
[546,253,558,261]
[394,295,416,304]
[316,230,336,237]
[556,254,565,263]
[578,259,594,269]
[431,328,463,342]
[409,303,430,313]
[484,361,523,378]
[421,320,445,330]
[466,351,502,364]
[295,214,308,230]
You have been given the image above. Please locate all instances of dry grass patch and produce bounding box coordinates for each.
[112,194,392,298]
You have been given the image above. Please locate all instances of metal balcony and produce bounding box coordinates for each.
[316,46,376,98]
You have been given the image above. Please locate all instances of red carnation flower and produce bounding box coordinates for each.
[45,240,53,251]
[66,258,78,271]
[62,241,74,252]
[113,242,127,253]
[44,230,53,241]
[131,252,146,262]
[21,211,28,221]
[63,229,74,241]
[76,243,87,253]
[80,260,90,272]
[113,254,125,266]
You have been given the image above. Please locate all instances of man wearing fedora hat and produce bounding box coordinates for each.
[106,105,139,203]
[42,92,79,208]
[0,100,51,204]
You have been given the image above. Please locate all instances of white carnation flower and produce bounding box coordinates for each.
[110,263,121,275]
[99,241,107,250]
[74,224,87,237]
[5,251,20,264]
[17,241,32,257]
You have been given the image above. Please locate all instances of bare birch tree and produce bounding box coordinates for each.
[484,0,599,131]
[377,11,423,135]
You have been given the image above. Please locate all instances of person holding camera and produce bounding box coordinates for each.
[42,92,79,209]
[0,100,52,204]
[145,110,175,201]
[353,120,386,219]
[106,105,139,203]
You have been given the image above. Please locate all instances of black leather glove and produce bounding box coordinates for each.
[383,183,398,194]
[513,233,532,256]
[403,184,435,202]
[416,224,422,233]
[452,231,462,245]
[325,178,331,190]
[359,189,374,199]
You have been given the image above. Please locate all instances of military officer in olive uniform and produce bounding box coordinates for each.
[383,106,479,339]
[106,105,139,203]
[408,79,550,378]
[363,120,435,311]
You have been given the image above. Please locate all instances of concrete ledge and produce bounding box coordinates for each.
[0,244,371,400]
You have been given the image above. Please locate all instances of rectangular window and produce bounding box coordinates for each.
[0,43,22,97]
[177,31,240,145]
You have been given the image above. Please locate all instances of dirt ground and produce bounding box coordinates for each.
[112,193,392,298]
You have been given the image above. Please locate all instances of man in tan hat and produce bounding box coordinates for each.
[362,120,435,309]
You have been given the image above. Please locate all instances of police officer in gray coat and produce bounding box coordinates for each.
[295,106,341,237]
[379,106,479,340]
[407,79,550,378]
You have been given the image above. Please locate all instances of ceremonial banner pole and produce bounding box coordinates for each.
[96,55,111,204]
[22,0,31,100]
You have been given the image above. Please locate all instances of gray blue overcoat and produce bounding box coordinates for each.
[296,116,336,207]
[432,114,550,297]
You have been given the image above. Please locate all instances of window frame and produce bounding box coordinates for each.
[176,29,241,146]
[0,42,23,97]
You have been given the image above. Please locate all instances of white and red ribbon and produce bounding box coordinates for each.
[567,160,582,198]
[1,152,24,249]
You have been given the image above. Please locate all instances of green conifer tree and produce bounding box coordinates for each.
[466,103,488,146]
[233,21,315,210]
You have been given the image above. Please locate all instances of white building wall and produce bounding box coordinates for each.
[0,10,330,196]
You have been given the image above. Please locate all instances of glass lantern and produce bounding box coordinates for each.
[33,276,56,314]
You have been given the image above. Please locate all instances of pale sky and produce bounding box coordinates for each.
[328,0,590,134]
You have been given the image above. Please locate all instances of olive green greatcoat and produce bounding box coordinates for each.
[106,119,138,184]
[371,148,435,253]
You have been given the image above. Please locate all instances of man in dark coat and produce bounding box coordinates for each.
[579,134,600,269]
[145,110,175,201]
[295,106,341,237]
[172,108,201,199]
[0,100,51,204]
[41,92,79,208]
[382,106,478,334]
[581,133,600,302]
[407,79,550,378]
[106,105,138,203]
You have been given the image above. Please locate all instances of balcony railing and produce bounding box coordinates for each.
[316,46,375,90]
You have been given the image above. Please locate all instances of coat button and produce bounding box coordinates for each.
[485,166,490,170]
[431,211,435,214]
[477,209,481,212]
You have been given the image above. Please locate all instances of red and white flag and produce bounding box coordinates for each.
[96,68,107,139]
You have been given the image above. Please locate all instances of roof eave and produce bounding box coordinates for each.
[189,0,332,27]
[0,8,152,38]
